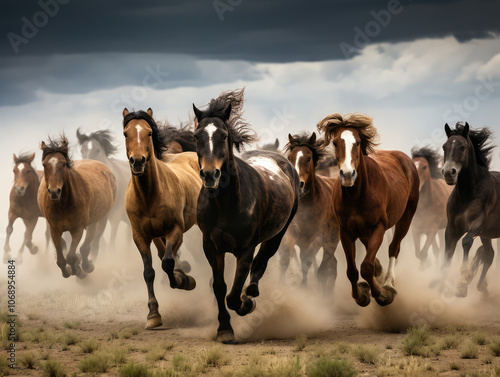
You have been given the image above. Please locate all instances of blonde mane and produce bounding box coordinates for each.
[317,113,380,155]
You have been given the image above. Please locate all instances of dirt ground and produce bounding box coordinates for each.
[2,226,500,376]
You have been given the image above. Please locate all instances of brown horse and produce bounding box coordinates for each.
[38,136,116,278]
[122,108,201,329]
[279,132,340,292]
[317,113,419,307]
[411,146,453,269]
[4,153,49,263]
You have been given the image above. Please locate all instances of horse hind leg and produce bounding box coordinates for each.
[3,214,15,263]
[474,238,494,296]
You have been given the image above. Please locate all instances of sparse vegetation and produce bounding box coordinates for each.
[437,334,460,350]
[306,357,357,377]
[146,344,166,363]
[200,345,230,367]
[489,337,500,356]
[295,333,308,351]
[119,361,151,377]
[401,325,431,356]
[78,353,112,373]
[268,356,302,377]
[80,338,99,353]
[0,354,8,377]
[59,330,80,348]
[172,354,191,372]
[42,360,66,377]
[460,341,479,359]
[63,321,80,330]
[352,345,379,364]
[471,331,488,346]
[18,351,37,369]
[450,361,460,370]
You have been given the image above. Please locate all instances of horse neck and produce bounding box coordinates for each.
[302,170,318,202]
[131,156,169,198]
[212,156,242,208]
[456,143,488,196]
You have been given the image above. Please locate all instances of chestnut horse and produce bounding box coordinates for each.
[77,129,130,250]
[193,88,299,343]
[441,122,500,297]
[411,146,453,269]
[122,108,201,329]
[4,153,49,263]
[279,132,340,292]
[38,136,116,278]
[317,113,419,307]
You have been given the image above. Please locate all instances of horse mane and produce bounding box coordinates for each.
[411,146,442,179]
[123,110,168,159]
[41,136,73,167]
[317,155,338,169]
[200,87,257,152]
[76,128,119,157]
[449,123,494,169]
[317,113,379,155]
[284,132,328,167]
[161,122,197,152]
[15,152,35,166]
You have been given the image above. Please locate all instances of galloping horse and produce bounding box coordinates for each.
[38,136,116,278]
[411,146,453,269]
[77,129,130,249]
[441,122,500,297]
[317,113,419,307]
[4,153,49,263]
[122,108,201,329]
[193,88,300,343]
[279,132,340,292]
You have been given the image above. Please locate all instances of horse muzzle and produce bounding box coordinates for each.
[129,156,146,176]
[442,164,459,185]
[14,186,26,196]
[200,169,221,190]
[47,187,62,201]
[339,169,357,187]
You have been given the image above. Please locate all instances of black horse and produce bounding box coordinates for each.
[193,88,300,343]
[441,122,500,297]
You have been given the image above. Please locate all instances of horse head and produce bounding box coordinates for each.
[12,153,36,197]
[41,137,71,201]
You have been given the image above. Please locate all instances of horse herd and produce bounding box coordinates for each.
[4,88,500,343]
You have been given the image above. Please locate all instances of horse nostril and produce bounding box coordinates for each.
[300,181,305,189]
[141,156,146,164]
[214,169,221,179]
[57,188,61,194]
[129,156,134,165]
[200,169,205,179]
[451,168,457,175]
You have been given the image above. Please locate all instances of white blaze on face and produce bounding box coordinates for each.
[49,157,59,170]
[135,124,143,144]
[340,130,356,174]
[18,163,25,172]
[294,151,303,174]
[87,140,93,151]
[414,161,420,169]
[205,124,217,153]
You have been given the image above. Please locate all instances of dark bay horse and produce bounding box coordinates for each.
[77,129,130,249]
[193,88,300,343]
[279,132,340,292]
[317,113,419,307]
[38,136,116,278]
[4,153,49,263]
[411,146,453,269]
[122,108,201,329]
[441,122,500,297]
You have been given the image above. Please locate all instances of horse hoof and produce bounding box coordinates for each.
[29,245,39,255]
[455,285,468,298]
[62,265,72,278]
[246,283,260,298]
[174,269,196,291]
[375,285,397,306]
[356,282,371,307]
[215,330,235,344]
[83,261,95,273]
[146,314,162,329]
[177,260,191,273]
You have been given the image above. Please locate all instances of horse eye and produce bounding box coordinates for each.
[221,135,227,141]
[356,141,360,146]
[333,142,337,147]
[149,132,152,137]
[423,166,427,170]
[123,133,128,138]
[461,146,466,151]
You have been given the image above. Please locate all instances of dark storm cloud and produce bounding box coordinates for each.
[2,0,499,61]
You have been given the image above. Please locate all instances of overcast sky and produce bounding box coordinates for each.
[1,0,500,222]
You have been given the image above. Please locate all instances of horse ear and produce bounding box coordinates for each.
[462,122,470,136]
[223,103,232,121]
[76,128,85,143]
[309,132,317,144]
[147,108,153,117]
[444,123,452,137]
[288,134,294,143]
[26,153,35,163]
[40,141,47,150]
[122,108,129,118]
[192,104,203,121]
[13,153,18,162]
[274,138,279,148]
[61,137,68,149]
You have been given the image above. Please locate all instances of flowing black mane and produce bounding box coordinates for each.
[161,122,197,152]
[123,110,168,159]
[284,132,328,167]
[198,88,257,152]
[411,146,442,179]
[15,152,35,166]
[76,128,119,157]
[449,123,494,169]
[41,136,73,167]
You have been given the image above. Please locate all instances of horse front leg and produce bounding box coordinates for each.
[20,217,39,263]
[50,228,71,278]
[418,230,438,271]
[157,226,196,291]
[3,212,16,263]
[203,236,233,343]
[359,225,387,305]
[340,229,369,306]
[132,229,161,329]
[318,232,339,296]
[67,227,85,277]
[226,246,255,316]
